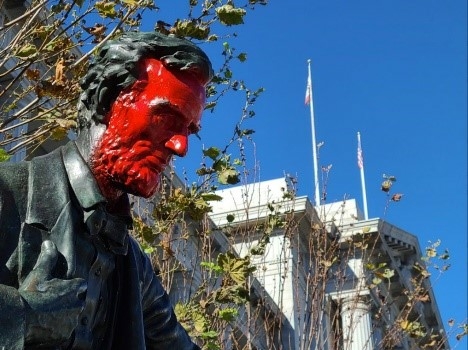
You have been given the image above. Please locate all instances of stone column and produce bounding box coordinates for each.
[341,296,374,350]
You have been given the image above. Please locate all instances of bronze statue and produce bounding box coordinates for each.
[0,31,213,349]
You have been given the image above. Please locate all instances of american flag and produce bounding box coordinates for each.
[305,68,312,105]
[357,139,364,169]
[305,81,311,105]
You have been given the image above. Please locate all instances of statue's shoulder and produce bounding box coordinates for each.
[0,161,29,229]
[0,148,64,206]
[0,160,29,192]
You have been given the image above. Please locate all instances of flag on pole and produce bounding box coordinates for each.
[305,69,312,105]
[357,137,364,169]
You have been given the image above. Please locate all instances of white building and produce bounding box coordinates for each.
[209,177,448,349]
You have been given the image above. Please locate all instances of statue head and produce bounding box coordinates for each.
[77,31,213,129]
[76,32,213,201]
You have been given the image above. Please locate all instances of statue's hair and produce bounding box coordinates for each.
[77,32,213,129]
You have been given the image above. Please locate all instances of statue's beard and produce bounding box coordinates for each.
[90,135,169,199]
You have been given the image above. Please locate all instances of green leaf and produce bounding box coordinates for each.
[218,308,238,322]
[203,147,220,160]
[142,243,155,254]
[95,1,117,18]
[205,342,221,350]
[174,19,210,40]
[200,261,223,274]
[216,5,246,26]
[226,214,235,223]
[218,168,239,185]
[253,87,265,96]
[194,197,210,209]
[214,285,250,304]
[237,53,247,62]
[224,69,232,79]
[0,149,11,162]
[174,303,188,319]
[140,225,153,242]
[205,101,217,110]
[32,25,54,40]
[382,268,394,279]
[201,193,223,202]
[374,268,394,280]
[201,331,218,339]
[207,34,218,42]
[193,312,206,332]
[15,44,37,59]
[212,157,228,171]
[120,0,139,5]
[217,252,255,285]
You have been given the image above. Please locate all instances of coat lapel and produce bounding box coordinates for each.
[21,149,78,279]
[25,148,69,230]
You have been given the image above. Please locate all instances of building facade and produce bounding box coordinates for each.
[209,177,448,349]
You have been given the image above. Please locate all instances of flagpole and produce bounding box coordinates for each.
[306,59,320,207]
[357,131,369,219]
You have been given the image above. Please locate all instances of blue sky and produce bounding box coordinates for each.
[154,0,467,346]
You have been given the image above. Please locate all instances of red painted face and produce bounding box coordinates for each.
[91,58,206,199]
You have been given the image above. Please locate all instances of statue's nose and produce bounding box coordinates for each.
[165,134,188,157]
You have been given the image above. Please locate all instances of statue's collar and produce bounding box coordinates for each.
[25,141,132,234]
[63,142,131,255]
[63,142,133,224]
[25,142,107,230]
[61,142,107,210]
